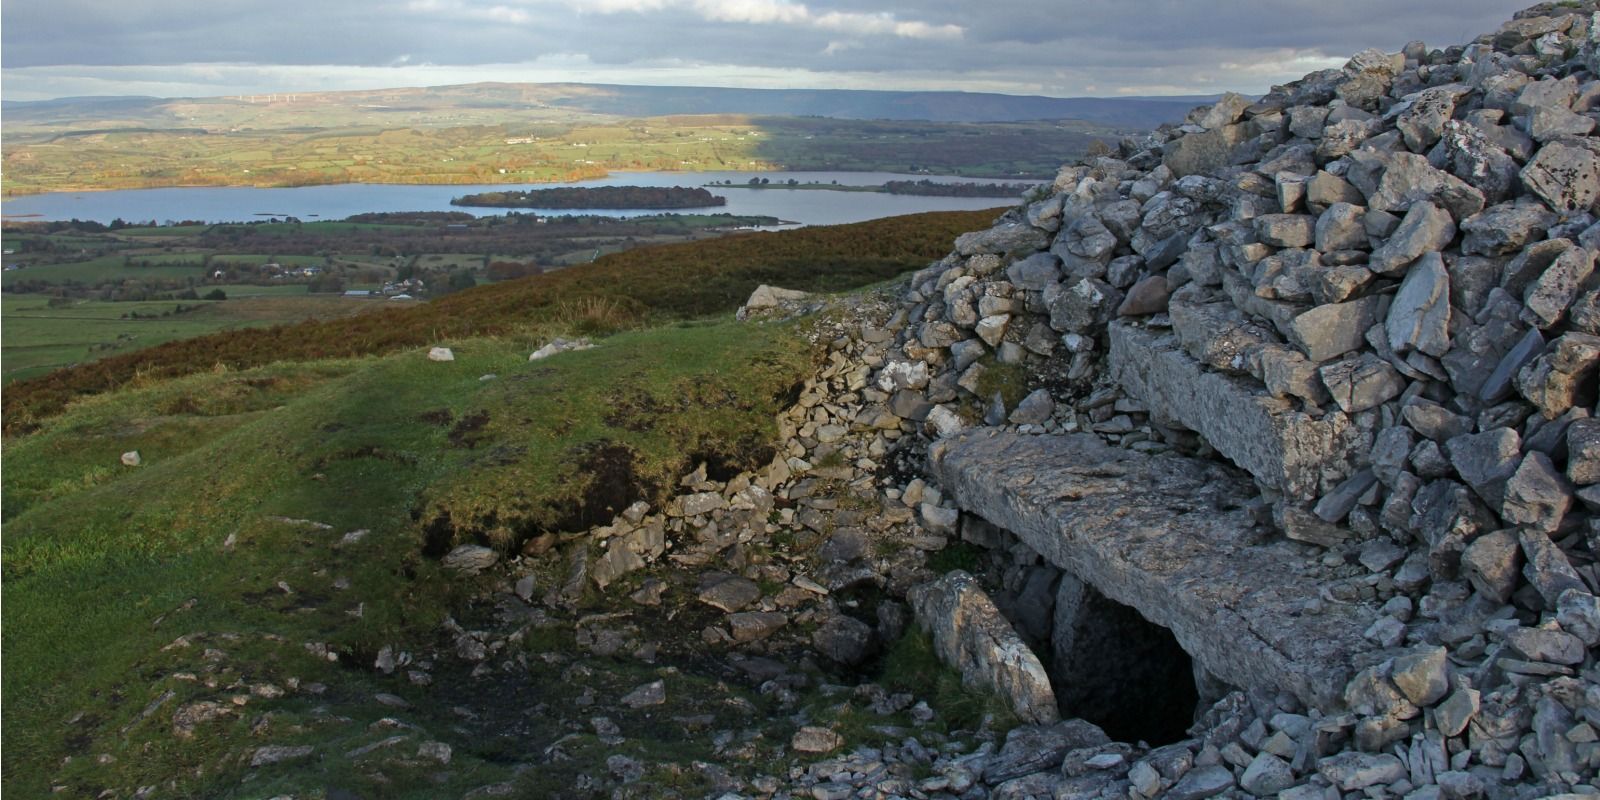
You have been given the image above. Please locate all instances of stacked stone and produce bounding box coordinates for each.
[837,3,1600,797]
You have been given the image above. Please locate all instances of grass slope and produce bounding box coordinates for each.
[4,209,1001,430]
[2,317,812,797]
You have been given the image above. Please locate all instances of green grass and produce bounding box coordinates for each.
[115,224,211,236]
[1,315,812,797]
[6,209,997,429]
[1,293,374,384]
[878,626,1021,735]
[207,253,326,267]
[0,255,207,288]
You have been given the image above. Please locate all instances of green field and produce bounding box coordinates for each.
[1,255,208,288]
[1,294,375,383]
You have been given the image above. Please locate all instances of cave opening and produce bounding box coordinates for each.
[1050,573,1201,746]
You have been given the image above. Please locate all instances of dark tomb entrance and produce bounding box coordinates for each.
[1050,572,1200,745]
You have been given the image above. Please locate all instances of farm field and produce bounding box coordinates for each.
[1,293,379,383]
[0,209,817,385]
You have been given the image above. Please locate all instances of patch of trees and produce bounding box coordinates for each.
[486,261,543,281]
[883,180,1035,198]
[452,186,726,209]
[346,211,476,224]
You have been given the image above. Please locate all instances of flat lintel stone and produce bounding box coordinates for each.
[929,429,1381,711]
[1110,321,1369,502]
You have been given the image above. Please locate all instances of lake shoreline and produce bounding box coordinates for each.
[0,170,1034,228]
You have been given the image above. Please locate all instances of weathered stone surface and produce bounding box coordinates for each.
[698,576,761,613]
[1501,626,1586,665]
[956,223,1050,256]
[1460,200,1557,256]
[728,611,788,642]
[1566,418,1600,485]
[1112,322,1366,501]
[1397,84,1468,151]
[1402,400,1472,443]
[1433,120,1521,203]
[1460,530,1520,603]
[1307,171,1365,209]
[1386,252,1451,356]
[1360,151,1485,220]
[1240,752,1296,796]
[982,720,1109,783]
[1315,202,1369,252]
[1320,354,1405,414]
[1521,139,1600,214]
[251,745,315,768]
[1167,765,1236,800]
[1006,252,1061,291]
[1500,451,1571,532]
[1517,332,1600,418]
[907,570,1060,725]
[790,726,843,754]
[811,614,875,667]
[1289,296,1382,363]
[620,680,665,708]
[929,430,1380,711]
[1370,201,1456,276]
[1520,528,1587,607]
[1447,428,1522,508]
[1046,277,1123,333]
[427,346,454,362]
[1390,646,1449,706]
[1009,389,1055,425]
[1117,275,1170,317]
[442,545,498,575]
[1522,241,1595,329]
[1556,589,1600,646]
[1255,214,1317,248]
[1481,327,1545,403]
[739,284,811,315]
[1164,123,1250,177]
[591,542,646,590]
[1317,752,1406,791]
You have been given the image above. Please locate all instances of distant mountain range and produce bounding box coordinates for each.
[3,82,1216,130]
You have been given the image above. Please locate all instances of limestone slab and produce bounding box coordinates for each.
[929,429,1383,711]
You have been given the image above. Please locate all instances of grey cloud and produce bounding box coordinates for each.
[1,0,1536,98]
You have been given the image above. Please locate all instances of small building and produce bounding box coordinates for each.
[343,290,372,298]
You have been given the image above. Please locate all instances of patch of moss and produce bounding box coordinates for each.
[973,357,1030,409]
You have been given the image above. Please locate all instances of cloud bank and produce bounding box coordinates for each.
[1,0,1529,100]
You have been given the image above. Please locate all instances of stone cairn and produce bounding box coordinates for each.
[781,3,1600,797]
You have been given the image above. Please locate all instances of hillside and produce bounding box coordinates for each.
[0,81,1201,195]
[8,3,1600,799]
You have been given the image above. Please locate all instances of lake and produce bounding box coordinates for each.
[0,171,1035,227]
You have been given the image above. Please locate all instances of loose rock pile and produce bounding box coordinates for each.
[763,3,1600,797]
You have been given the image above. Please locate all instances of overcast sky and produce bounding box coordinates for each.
[2,0,1532,101]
